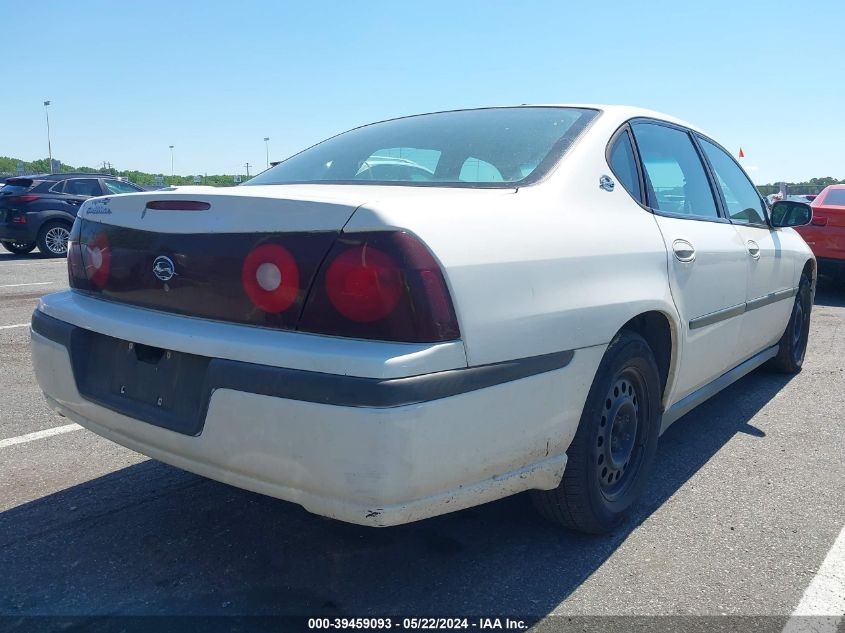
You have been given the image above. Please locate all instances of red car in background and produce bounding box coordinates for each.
[796,185,845,282]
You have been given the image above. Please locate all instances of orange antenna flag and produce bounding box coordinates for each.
[738,148,745,158]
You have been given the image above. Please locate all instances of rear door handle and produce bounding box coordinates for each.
[672,239,696,262]
[747,240,760,259]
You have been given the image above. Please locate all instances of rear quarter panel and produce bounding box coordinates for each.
[345,120,680,376]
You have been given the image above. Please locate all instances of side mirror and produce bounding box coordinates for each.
[771,200,813,228]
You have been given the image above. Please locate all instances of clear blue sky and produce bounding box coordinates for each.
[2,0,843,184]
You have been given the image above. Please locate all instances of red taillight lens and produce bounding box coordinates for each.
[299,231,460,343]
[145,201,211,211]
[81,232,111,288]
[325,245,403,322]
[9,194,40,204]
[10,214,27,224]
[241,243,300,313]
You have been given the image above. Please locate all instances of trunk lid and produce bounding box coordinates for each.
[71,185,369,331]
[79,185,368,233]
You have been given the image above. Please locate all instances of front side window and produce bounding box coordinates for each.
[820,188,845,206]
[245,107,599,188]
[631,122,719,219]
[608,130,642,201]
[698,138,767,225]
[65,179,102,196]
[104,179,143,194]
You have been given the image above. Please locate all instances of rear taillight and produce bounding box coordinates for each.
[68,220,110,290]
[8,194,39,204]
[66,219,459,344]
[298,231,460,343]
[10,214,27,224]
[241,244,300,312]
[325,245,403,322]
[82,232,111,288]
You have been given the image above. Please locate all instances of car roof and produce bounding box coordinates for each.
[350,104,712,145]
[36,173,118,180]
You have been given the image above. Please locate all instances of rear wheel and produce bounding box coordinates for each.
[37,221,71,257]
[532,330,662,534]
[1,240,36,255]
[768,273,812,373]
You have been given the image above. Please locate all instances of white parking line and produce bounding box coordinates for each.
[0,281,54,288]
[0,323,29,330]
[782,523,845,632]
[0,423,83,449]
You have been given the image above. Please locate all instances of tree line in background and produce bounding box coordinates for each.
[753,177,843,196]
[0,156,248,187]
[2,155,843,194]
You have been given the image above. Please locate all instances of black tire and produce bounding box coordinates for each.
[1,240,37,255]
[36,221,71,257]
[532,330,662,534]
[768,273,812,374]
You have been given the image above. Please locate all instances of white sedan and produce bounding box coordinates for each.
[30,105,815,532]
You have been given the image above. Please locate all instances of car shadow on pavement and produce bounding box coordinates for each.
[0,253,51,262]
[0,370,792,620]
[814,278,845,308]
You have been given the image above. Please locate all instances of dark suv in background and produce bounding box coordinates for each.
[0,173,143,257]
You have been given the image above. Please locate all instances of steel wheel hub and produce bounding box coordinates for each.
[792,300,804,347]
[597,375,641,493]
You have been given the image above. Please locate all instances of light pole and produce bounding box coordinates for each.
[169,145,174,177]
[44,100,53,170]
[244,162,251,178]
[264,137,270,169]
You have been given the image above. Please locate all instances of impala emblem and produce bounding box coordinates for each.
[152,255,176,282]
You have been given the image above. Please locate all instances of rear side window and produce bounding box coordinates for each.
[820,189,845,206]
[698,138,767,225]
[631,122,719,219]
[65,179,103,196]
[103,180,142,194]
[608,131,642,201]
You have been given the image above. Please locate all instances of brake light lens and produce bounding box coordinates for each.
[8,194,40,204]
[241,243,300,313]
[299,231,460,343]
[10,214,27,224]
[82,232,111,288]
[325,245,403,322]
[145,201,211,211]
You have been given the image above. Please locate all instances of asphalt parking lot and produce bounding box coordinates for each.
[1,251,843,627]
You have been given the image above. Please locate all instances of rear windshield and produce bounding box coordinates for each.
[820,189,845,206]
[246,107,599,188]
[1,179,34,195]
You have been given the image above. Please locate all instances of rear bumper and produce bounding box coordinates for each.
[31,299,602,526]
[0,221,36,243]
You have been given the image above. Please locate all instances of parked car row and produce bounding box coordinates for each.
[0,173,142,257]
